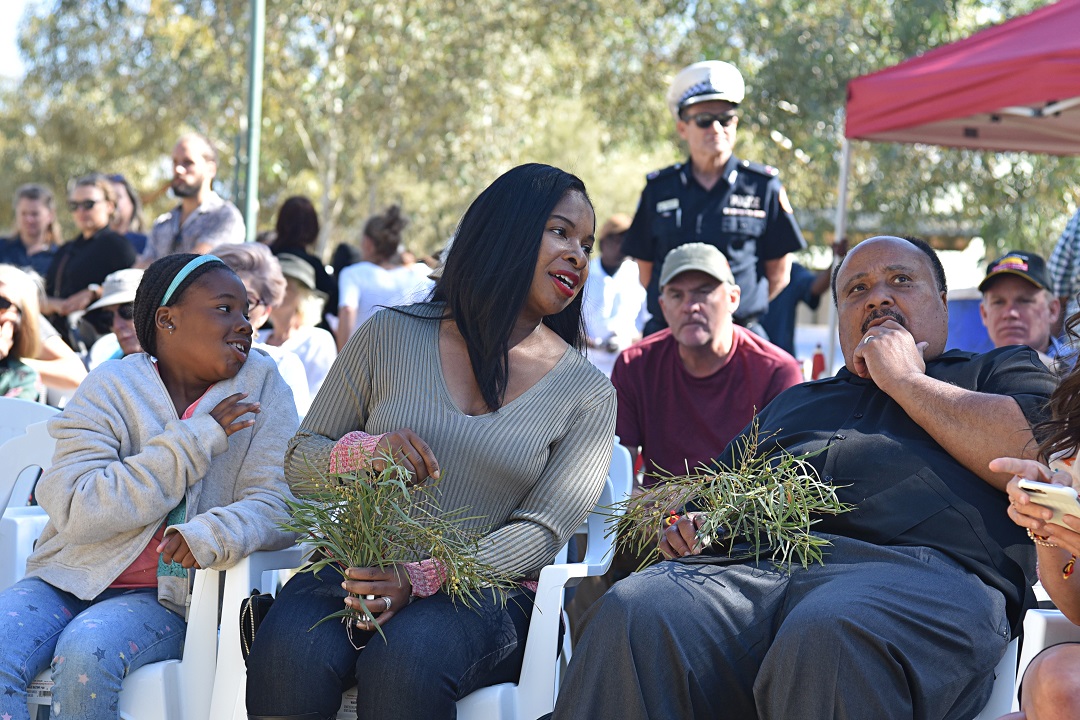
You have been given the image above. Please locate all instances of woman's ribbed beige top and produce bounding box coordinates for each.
[285,303,617,579]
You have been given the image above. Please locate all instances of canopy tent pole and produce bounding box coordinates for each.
[826,138,851,374]
[243,0,266,242]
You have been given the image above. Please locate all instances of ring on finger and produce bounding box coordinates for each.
[382,595,392,612]
[862,335,875,345]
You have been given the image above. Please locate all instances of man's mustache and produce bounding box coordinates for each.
[861,308,906,334]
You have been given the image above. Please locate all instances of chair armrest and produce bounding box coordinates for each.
[175,567,222,719]
[514,471,626,718]
[1016,608,1080,695]
[538,557,607,590]
[230,545,310,584]
[0,507,49,592]
[208,546,309,720]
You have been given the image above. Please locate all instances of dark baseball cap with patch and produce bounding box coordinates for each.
[978,250,1049,292]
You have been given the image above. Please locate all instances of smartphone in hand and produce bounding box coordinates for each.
[1019,478,1080,527]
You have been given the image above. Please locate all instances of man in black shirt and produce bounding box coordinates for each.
[623,61,806,337]
[554,236,1055,720]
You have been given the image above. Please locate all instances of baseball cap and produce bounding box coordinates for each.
[277,253,327,299]
[978,250,1049,292]
[666,61,745,120]
[87,268,144,311]
[659,243,736,288]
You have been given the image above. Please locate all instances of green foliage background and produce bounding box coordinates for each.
[1,0,1077,261]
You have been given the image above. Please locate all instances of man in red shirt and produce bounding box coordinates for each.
[568,243,804,634]
[613,242,803,481]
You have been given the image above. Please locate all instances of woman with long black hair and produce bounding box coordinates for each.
[246,163,617,720]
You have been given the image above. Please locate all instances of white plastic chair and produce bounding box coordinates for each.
[208,547,310,718]
[27,563,220,720]
[452,443,633,720]
[0,396,58,447]
[216,441,634,720]
[26,546,310,720]
[1009,608,1080,714]
[0,408,59,593]
[0,398,59,513]
[971,636,1019,720]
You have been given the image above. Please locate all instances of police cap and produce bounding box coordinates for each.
[666,61,745,120]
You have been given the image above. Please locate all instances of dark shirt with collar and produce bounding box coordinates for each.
[622,155,805,329]
[711,346,1055,634]
[0,237,57,278]
[44,227,136,346]
[45,228,136,300]
[45,227,136,302]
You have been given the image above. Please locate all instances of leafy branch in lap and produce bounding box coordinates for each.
[613,421,853,571]
[281,450,516,641]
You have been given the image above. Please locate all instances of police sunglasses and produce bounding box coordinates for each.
[687,112,738,129]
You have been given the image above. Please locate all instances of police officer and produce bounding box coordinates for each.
[624,60,806,337]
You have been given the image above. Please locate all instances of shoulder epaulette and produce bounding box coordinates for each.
[739,159,780,177]
[646,163,683,182]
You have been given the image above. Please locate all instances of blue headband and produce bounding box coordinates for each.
[159,255,225,307]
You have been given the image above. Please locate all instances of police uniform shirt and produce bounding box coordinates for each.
[622,155,805,326]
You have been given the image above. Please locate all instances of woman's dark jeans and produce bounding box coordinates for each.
[246,569,533,719]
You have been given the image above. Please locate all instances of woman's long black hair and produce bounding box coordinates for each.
[1038,306,1080,460]
[429,163,592,412]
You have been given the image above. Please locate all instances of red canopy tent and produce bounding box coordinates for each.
[824,0,1080,364]
[844,0,1080,155]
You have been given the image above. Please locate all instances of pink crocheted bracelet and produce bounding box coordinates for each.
[328,430,386,475]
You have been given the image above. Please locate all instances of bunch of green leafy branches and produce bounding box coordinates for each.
[614,423,853,571]
[281,454,515,639]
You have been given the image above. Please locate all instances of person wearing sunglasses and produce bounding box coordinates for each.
[42,173,137,351]
[622,60,806,340]
[86,268,145,369]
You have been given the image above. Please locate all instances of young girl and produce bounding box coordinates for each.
[0,253,298,720]
[246,164,617,720]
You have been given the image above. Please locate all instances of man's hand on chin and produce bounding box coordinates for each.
[852,319,929,392]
